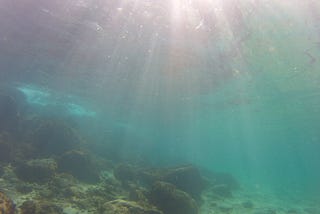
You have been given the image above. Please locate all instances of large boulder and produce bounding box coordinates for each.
[0,138,14,163]
[210,172,239,190]
[0,133,34,163]
[149,181,198,214]
[138,165,206,200]
[0,93,20,132]
[102,199,162,214]
[206,171,239,199]
[57,150,100,183]
[160,165,206,199]
[30,120,82,156]
[0,191,15,214]
[0,165,3,177]
[15,158,57,183]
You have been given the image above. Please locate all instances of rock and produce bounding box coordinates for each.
[19,200,63,214]
[254,208,277,214]
[211,184,233,198]
[0,93,20,132]
[0,191,15,214]
[0,137,14,163]
[149,181,198,214]
[218,205,233,213]
[242,201,254,209]
[205,171,239,199]
[210,172,239,190]
[160,165,206,199]
[15,183,34,194]
[102,199,162,214]
[30,120,82,156]
[113,164,138,183]
[136,165,206,200]
[15,158,57,183]
[287,209,298,214]
[128,185,148,203]
[0,165,3,177]
[0,133,33,163]
[57,150,100,183]
[304,207,320,214]
[48,173,79,198]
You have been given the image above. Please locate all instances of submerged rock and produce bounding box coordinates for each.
[150,181,198,214]
[0,165,3,177]
[102,199,162,214]
[113,164,138,184]
[242,200,254,209]
[57,150,100,183]
[0,139,13,163]
[48,173,80,198]
[128,185,149,203]
[254,208,277,214]
[160,165,206,199]
[137,165,206,200]
[0,93,20,132]
[30,120,82,156]
[210,184,233,198]
[0,191,15,214]
[210,172,239,190]
[204,171,239,199]
[15,158,57,183]
[19,200,63,214]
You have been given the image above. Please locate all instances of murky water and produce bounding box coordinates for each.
[1,0,320,213]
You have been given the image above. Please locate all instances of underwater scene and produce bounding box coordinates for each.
[0,0,320,213]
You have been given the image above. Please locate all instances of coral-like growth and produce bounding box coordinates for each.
[0,191,15,214]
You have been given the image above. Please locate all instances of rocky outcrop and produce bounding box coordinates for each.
[149,181,198,214]
[15,158,57,183]
[30,120,82,157]
[0,165,3,177]
[160,165,206,199]
[113,164,138,184]
[57,150,100,183]
[0,138,14,163]
[206,171,239,199]
[0,93,20,132]
[0,191,15,214]
[19,200,63,214]
[102,199,162,214]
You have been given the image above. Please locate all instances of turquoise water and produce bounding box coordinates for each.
[1,0,320,212]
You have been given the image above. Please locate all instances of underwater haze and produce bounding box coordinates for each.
[1,0,320,213]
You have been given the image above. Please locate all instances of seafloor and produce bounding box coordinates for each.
[0,87,319,214]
